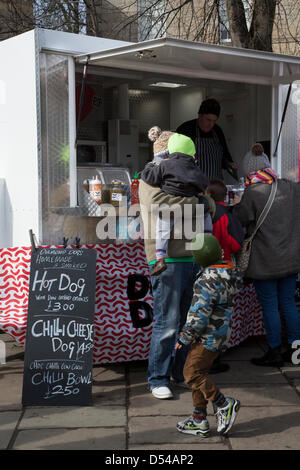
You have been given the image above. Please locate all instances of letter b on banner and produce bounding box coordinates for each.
[127,274,153,328]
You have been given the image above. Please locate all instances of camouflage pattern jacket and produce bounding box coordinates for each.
[179,263,242,352]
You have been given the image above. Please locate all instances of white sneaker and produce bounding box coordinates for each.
[151,386,173,399]
[215,397,240,435]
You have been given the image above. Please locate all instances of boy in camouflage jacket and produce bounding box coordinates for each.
[176,234,242,437]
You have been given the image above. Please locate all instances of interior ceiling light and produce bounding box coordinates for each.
[149,82,187,88]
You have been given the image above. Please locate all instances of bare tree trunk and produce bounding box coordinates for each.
[84,0,101,36]
[225,0,250,48]
[249,0,277,51]
[226,0,277,51]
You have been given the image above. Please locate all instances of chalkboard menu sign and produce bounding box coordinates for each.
[296,273,300,313]
[22,247,97,406]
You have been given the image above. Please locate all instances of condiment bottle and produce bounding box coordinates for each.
[131,171,140,205]
[110,180,124,207]
[89,175,102,205]
[101,184,111,204]
[82,179,89,193]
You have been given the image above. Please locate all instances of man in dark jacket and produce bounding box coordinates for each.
[176,98,238,181]
[139,133,208,400]
[141,133,209,276]
[233,166,300,367]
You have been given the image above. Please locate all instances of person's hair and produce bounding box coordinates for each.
[207,179,227,202]
[198,98,221,117]
[251,143,264,156]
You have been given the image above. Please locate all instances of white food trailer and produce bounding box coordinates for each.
[0,28,300,248]
[0,29,300,363]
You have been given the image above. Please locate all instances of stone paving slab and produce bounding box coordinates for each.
[295,380,300,394]
[92,364,126,382]
[281,365,300,381]
[1,335,24,361]
[223,338,267,361]
[128,372,193,417]
[92,379,127,406]
[229,406,300,450]
[0,362,24,411]
[14,427,126,450]
[20,406,126,429]
[0,411,22,449]
[13,427,126,450]
[211,361,287,384]
[217,383,300,406]
[129,443,229,451]
[128,415,223,446]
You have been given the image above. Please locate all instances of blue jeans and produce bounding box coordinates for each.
[253,274,300,349]
[147,262,200,390]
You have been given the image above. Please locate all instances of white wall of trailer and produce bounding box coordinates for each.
[0,29,131,248]
[0,30,39,248]
[0,178,11,247]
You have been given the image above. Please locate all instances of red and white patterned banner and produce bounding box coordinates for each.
[0,244,264,364]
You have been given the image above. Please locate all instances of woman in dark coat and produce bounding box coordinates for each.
[233,163,300,367]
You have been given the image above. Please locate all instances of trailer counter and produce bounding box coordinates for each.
[0,242,265,364]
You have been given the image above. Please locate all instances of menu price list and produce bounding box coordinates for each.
[22,248,97,406]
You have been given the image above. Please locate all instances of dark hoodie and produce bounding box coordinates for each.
[141,152,209,197]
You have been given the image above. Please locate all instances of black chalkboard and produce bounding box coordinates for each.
[22,247,97,406]
[296,273,300,313]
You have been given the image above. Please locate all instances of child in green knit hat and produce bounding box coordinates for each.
[141,132,210,276]
[175,233,242,437]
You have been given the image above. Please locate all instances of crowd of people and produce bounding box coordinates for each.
[138,97,300,437]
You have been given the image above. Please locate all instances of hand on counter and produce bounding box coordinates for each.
[232,195,242,205]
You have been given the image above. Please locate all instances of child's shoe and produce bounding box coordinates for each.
[150,259,167,276]
[176,416,210,437]
[215,397,240,435]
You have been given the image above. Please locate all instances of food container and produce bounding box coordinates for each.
[89,175,102,205]
[101,184,112,204]
[110,180,125,207]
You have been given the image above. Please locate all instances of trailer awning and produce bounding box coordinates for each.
[75,37,300,86]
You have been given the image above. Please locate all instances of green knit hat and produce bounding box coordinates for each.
[167,133,196,157]
[192,234,223,268]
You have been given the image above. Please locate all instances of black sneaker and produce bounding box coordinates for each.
[215,397,240,435]
[209,355,230,374]
[282,346,294,364]
[251,346,284,367]
[209,362,230,374]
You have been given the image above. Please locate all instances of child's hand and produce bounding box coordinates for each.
[175,342,182,350]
